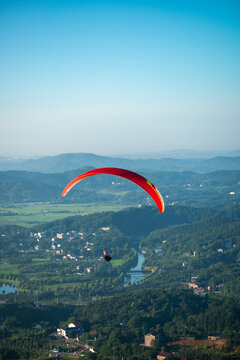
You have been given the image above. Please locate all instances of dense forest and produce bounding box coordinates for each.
[0,289,240,359]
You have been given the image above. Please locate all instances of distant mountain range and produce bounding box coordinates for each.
[0,152,240,173]
[115,149,240,159]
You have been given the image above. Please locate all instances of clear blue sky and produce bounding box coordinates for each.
[0,0,239,156]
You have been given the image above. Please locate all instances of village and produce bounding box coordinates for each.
[8,225,235,297]
[20,227,113,274]
[44,319,225,359]
[30,228,109,256]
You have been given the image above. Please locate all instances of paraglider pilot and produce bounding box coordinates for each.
[103,249,112,262]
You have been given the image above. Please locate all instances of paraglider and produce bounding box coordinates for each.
[103,249,112,262]
[61,167,164,263]
[61,167,164,213]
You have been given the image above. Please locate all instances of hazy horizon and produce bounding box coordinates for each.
[1,148,240,161]
[1,0,239,157]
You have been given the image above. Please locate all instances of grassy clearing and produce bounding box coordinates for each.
[32,258,50,263]
[111,259,125,268]
[0,202,132,227]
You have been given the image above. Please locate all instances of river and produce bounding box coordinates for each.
[124,252,148,286]
[0,283,18,294]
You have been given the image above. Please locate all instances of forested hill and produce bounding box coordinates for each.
[0,152,240,172]
[1,288,240,359]
[35,204,238,236]
[73,288,240,342]
[142,210,240,262]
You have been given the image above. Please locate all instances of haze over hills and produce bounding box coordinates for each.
[0,152,240,173]
[115,149,240,159]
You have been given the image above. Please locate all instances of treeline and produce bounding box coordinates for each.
[36,205,216,236]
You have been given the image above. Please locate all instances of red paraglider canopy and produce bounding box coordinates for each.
[61,167,164,213]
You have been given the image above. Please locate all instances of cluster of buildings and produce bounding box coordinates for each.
[187,279,205,295]
[29,227,111,260]
[144,333,188,359]
[57,321,84,341]
[56,321,96,354]
[55,325,225,359]
[185,275,224,295]
[55,327,189,359]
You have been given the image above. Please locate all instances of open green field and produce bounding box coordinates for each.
[0,202,133,227]
[32,258,51,264]
[111,259,125,268]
